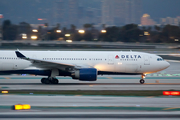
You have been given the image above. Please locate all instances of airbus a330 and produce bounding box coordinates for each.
[0,50,170,84]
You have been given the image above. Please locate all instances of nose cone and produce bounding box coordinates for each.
[163,61,170,69]
[157,61,170,71]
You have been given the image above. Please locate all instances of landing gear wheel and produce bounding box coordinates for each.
[52,78,59,84]
[44,78,51,84]
[41,78,46,84]
[140,79,145,84]
[41,77,59,84]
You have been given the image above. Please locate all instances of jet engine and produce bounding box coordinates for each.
[71,68,97,81]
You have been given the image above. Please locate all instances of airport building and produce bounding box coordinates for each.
[53,0,79,27]
[141,14,156,26]
[54,0,102,28]
[160,16,180,26]
[124,0,142,24]
[78,0,102,27]
[102,0,142,26]
[54,0,142,27]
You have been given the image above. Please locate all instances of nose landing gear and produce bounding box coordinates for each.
[140,79,145,84]
[140,74,146,84]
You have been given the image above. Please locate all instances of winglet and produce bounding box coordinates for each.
[15,51,26,58]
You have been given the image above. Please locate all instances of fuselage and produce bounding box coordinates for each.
[0,51,170,77]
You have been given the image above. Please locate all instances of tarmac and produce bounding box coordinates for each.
[0,95,180,119]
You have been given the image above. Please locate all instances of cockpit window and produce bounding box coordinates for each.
[157,58,164,61]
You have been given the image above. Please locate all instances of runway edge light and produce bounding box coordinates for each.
[163,91,180,96]
[13,104,23,110]
[1,91,8,94]
[22,104,31,110]
[12,104,31,110]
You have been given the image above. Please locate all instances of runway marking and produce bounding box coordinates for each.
[106,77,113,79]
[163,107,180,110]
[24,106,180,111]
[0,87,9,89]
[89,85,94,87]
[145,83,180,85]
[146,96,154,98]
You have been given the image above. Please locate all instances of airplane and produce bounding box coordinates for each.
[0,50,170,84]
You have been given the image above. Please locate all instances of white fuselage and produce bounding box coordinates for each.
[0,51,170,76]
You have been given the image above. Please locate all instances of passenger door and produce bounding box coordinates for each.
[144,55,150,65]
[108,55,114,65]
[107,55,114,71]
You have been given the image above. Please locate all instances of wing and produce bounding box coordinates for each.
[15,51,76,71]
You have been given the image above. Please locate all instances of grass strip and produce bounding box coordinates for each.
[1,106,180,111]
[32,106,180,111]
[1,90,178,96]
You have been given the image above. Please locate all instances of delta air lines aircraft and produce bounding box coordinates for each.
[0,50,170,84]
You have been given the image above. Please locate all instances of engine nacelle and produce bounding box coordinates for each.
[72,68,97,81]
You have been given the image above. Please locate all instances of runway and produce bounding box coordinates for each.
[0,75,180,90]
[1,111,180,119]
[1,95,180,107]
[0,61,179,90]
[0,95,180,119]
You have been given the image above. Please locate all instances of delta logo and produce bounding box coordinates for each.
[115,55,141,59]
[115,55,119,59]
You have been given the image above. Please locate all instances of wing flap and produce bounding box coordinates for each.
[15,51,75,70]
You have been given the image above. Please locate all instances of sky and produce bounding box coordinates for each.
[0,0,180,24]
[142,0,180,21]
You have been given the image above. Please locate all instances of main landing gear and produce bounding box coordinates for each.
[41,69,59,84]
[139,74,146,84]
[41,77,59,84]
